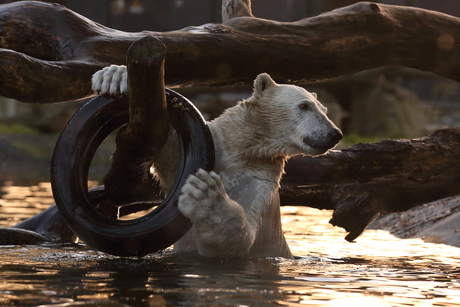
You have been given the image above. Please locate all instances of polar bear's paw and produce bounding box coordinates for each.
[91,65,128,97]
[178,169,254,256]
[178,169,230,223]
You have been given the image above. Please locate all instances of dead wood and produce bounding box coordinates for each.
[1,1,460,102]
[280,127,460,241]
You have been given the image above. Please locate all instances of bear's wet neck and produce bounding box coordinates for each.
[209,105,287,173]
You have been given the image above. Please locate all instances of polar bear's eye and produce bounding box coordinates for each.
[299,103,310,111]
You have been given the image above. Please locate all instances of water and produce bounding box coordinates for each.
[1,184,460,306]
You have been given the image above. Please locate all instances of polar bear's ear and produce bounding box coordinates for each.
[253,73,277,96]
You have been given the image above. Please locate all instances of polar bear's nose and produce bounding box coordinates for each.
[326,128,343,148]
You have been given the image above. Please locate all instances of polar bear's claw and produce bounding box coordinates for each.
[178,169,225,222]
[181,175,206,201]
[195,169,220,188]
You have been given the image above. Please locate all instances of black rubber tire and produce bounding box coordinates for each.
[51,90,214,257]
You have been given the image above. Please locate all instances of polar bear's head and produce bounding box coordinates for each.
[245,73,342,157]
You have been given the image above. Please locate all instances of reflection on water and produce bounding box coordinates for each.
[1,184,460,306]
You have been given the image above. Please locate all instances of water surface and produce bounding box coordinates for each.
[1,184,459,306]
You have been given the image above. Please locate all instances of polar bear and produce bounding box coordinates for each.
[92,66,342,258]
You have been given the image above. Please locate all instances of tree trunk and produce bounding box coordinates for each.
[1,1,460,103]
[280,127,460,241]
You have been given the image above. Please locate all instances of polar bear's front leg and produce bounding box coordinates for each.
[178,169,257,257]
[91,65,128,97]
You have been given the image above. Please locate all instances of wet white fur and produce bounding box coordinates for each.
[92,66,341,258]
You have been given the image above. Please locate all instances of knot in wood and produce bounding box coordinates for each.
[204,24,231,34]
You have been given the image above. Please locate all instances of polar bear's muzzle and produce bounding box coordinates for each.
[303,128,343,154]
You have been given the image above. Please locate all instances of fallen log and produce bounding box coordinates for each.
[1,1,460,102]
[280,127,460,241]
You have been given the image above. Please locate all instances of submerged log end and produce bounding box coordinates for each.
[329,194,383,242]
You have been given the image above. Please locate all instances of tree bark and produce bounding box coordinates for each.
[280,127,460,241]
[1,1,460,102]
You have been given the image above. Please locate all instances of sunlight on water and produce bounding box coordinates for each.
[0,184,459,306]
[281,207,460,306]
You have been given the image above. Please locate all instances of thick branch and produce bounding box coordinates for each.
[2,1,460,102]
[280,127,460,241]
